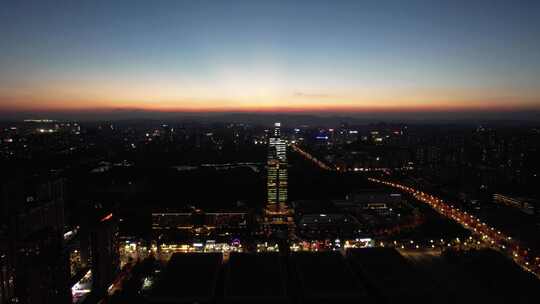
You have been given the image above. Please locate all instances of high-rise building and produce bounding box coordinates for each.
[0,178,71,304]
[90,211,119,294]
[76,205,119,299]
[267,122,288,207]
[265,123,294,231]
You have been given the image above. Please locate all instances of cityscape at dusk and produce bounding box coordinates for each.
[1,1,540,304]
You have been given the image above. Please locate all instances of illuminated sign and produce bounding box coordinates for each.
[100,213,113,222]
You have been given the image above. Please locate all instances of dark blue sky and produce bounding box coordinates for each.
[1,0,539,115]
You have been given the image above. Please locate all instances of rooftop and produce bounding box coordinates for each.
[347,248,436,303]
[150,253,222,303]
[290,252,366,302]
[225,252,288,303]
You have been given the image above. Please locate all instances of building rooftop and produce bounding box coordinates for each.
[225,252,288,303]
[347,248,436,303]
[435,249,540,304]
[290,252,366,303]
[150,253,222,303]
[298,214,359,226]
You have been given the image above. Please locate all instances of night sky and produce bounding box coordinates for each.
[1,0,539,117]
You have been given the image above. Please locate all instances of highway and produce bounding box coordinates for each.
[290,143,335,171]
[286,144,539,278]
[368,177,540,279]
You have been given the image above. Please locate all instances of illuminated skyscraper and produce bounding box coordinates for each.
[265,123,293,229]
[267,122,287,206]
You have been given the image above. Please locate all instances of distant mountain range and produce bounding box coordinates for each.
[1,109,539,126]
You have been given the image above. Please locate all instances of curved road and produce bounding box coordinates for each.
[368,177,540,279]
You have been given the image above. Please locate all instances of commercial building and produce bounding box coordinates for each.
[297,213,362,240]
[264,123,294,231]
[493,194,539,216]
[334,191,403,216]
[267,122,288,208]
[151,208,249,239]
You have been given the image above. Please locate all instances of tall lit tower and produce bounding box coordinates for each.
[265,122,293,229]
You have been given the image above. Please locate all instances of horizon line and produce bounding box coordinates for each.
[2,104,540,114]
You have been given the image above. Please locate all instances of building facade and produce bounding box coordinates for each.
[0,178,71,304]
[267,122,288,208]
[90,212,119,295]
[265,123,294,229]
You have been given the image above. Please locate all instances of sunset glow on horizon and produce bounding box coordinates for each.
[1,1,540,117]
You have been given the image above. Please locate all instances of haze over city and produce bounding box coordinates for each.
[1,0,540,120]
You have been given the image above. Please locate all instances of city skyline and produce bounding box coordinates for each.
[2,0,540,118]
[1,114,539,303]
[2,2,540,303]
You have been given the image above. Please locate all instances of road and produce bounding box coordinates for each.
[368,177,540,279]
[290,143,335,171]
